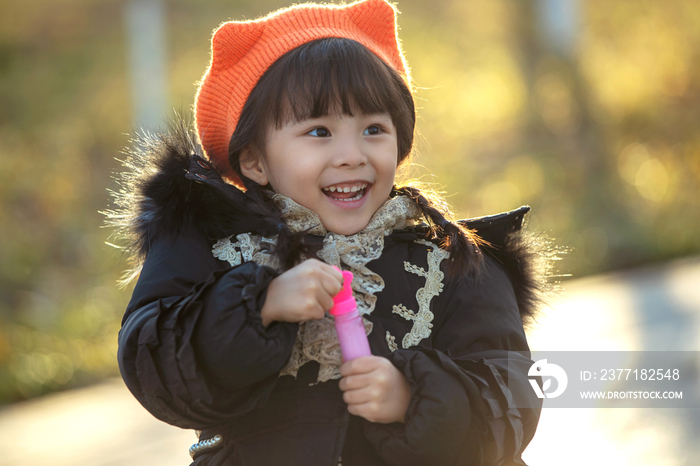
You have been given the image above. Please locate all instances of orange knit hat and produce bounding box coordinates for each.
[194,0,410,183]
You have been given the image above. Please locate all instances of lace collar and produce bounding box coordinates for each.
[269,192,423,236]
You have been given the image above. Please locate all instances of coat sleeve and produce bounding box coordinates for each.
[117,231,298,429]
[363,255,541,466]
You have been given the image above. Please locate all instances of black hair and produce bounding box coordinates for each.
[229,37,415,170]
[227,37,483,276]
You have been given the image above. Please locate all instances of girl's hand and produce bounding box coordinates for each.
[260,259,343,327]
[339,356,411,424]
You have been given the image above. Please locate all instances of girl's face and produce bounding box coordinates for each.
[241,111,398,235]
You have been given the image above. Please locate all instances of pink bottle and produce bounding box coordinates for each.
[330,270,371,361]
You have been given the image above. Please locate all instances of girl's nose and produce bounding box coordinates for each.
[333,136,367,168]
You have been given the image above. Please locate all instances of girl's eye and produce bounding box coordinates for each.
[364,125,382,136]
[308,127,330,137]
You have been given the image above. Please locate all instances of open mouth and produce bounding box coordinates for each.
[322,182,370,202]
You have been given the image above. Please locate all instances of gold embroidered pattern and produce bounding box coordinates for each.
[391,304,415,321]
[386,331,398,352]
[392,240,449,349]
[391,302,433,347]
[403,261,426,277]
[212,237,242,266]
[212,234,279,269]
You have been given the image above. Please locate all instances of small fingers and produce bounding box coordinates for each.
[342,386,377,406]
[329,264,344,282]
[339,372,372,391]
[346,401,382,423]
[340,356,381,377]
[297,295,325,321]
[310,302,326,321]
[320,267,343,297]
[318,293,334,312]
[300,260,342,310]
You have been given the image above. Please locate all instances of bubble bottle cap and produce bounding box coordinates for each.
[330,270,356,316]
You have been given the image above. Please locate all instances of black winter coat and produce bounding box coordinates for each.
[109,124,545,466]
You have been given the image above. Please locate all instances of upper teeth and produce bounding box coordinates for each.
[323,183,368,193]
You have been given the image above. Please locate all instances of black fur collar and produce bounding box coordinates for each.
[105,118,553,325]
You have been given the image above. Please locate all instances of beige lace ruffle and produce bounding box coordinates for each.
[212,194,424,383]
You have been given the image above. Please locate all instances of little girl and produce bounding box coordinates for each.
[110,0,544,464]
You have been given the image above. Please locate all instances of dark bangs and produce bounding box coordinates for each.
[274,38,413,129]
[229,38,415,176]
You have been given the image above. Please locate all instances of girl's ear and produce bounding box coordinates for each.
[239,147,269,186]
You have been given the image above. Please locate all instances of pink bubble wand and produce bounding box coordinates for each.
[330,269,371,361]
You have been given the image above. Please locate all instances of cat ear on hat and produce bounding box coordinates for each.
[210,20,265,72]
[347,0,409,81]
